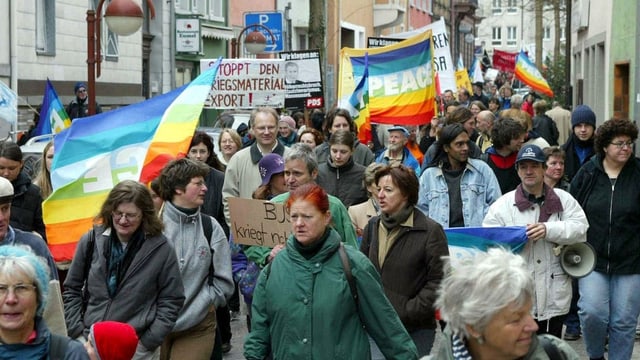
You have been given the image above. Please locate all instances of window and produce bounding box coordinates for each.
[560,26,566,41]
[492,0,502,14]
[209,0,224,21]
[507,26,517,46]
[177,0,223,21]
[507,0,518,13]
[35,0,55,55]
[92,0,119,60]
[492,27,502,45]
[543,26,551,40]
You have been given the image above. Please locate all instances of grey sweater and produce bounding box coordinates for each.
[162,201,234,332]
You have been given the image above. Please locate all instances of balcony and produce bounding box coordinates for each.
[374,0,405,31]
[453,0,479,14]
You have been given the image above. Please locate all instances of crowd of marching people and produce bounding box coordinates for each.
[2,80,640,360]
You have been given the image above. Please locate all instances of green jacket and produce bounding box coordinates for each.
[244,192,358,266]
[435,326,580,360]
[244,229,418,360]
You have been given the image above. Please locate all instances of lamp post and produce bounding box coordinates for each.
[231,24,277,58]
[87,0,156,115]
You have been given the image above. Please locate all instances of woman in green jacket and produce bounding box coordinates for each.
[244,183,417,360]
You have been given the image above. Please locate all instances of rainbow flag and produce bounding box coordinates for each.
[339,30,436,131]
[445,226,528,266]
[339,53,371,143]
[45,59,221,261]
[34,79,71,136]
[514,50,553,97]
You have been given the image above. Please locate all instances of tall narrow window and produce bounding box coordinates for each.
[507,26,517,46]
[35,0,55,55]
[492,27,502,46]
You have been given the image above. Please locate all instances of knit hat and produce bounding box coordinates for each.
[74,82,87,93]
[259,153,285,186]
[0,177,14,204]
[516,144,545,164]
[90,321,139,360]
[571,105,596,128]
[279,116,296,130]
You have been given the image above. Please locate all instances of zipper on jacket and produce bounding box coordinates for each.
[606,180,615,273]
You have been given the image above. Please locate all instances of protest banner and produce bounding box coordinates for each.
[278,50,324,112]
[229,197,291,247]
[200,59,285,109]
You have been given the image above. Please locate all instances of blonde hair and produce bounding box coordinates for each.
[33,141,53,199]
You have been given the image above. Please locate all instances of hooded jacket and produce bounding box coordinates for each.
[10,171,46,240]
[244,229,418,360]
[317,157,367,207]
[161,201,234,331]
[570,155,640,274]
[63,226,185,350]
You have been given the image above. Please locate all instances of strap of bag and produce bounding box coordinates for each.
[81,227,96,315]
[49,334,71,359]
[539,335,565,360]
[338,243,365,328]
[200,213,215,286]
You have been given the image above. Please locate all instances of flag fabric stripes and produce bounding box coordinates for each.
[0,80,17,125]
[339,53,371,143]
[34,79,71,136]
[45,58,222,261]
[514,50,554,97]
[444,226,528,266]
[338,30,436,130]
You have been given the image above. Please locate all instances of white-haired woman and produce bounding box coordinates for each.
[0,245,88,359]
[434,248,579,359]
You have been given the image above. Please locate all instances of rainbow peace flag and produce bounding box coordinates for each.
[514,50,554,97]
[339,30,436,137]
[339,53,371,143]
[44,59,221,261]
[34,79,71,136]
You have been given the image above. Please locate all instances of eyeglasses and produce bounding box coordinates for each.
[77,89,87,93]
[0,283,37,299]
[112,211,142,222]
[611,141,634,149]
[190,180,206,188]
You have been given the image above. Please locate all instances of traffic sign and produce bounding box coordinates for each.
[244,12,284,52]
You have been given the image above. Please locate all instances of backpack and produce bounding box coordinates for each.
[200,213,215,286]
[49,334,71,359]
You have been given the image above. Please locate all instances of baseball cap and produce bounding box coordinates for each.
[516,144,545,164]
[0,177,14,204]
[258,153,285,186]
[387,125,409,137]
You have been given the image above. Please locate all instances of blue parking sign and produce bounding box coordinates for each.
[244,12,284,52]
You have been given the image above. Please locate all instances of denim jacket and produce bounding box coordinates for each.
[417,158,501,228]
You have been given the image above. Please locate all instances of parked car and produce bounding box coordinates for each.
[200,110,251,157]
[19,134,54,180]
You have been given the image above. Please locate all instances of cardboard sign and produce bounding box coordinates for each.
[228,197,291,247]
[200,59,285,109]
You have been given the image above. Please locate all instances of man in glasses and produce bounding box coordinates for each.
[66,81,102,120]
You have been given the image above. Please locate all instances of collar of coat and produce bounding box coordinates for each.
[514,184,563,222]
[250,141,286,164]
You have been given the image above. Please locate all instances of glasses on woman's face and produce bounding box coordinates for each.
[611,141,634,149]
[112,211,142,222]
[0,283,37,299]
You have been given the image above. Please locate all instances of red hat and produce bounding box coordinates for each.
[91,321,139,360]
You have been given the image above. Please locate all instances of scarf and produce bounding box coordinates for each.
[105,228,145,297]
[514,184,564,222]
[380,204,413,230]
[293,229,330,260]
[451,333,473,360]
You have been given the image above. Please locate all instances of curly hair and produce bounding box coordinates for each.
[594,118,639,159]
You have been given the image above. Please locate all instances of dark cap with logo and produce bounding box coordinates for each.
[516,144,545,164]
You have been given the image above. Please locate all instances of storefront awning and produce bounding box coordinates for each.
[201,26,235,40]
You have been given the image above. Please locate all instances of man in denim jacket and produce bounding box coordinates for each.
[417,124,501,228]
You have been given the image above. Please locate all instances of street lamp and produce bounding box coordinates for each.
[231,24,277,58]
[87,0,156,115]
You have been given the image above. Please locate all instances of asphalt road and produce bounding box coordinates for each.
[222,304,640,359]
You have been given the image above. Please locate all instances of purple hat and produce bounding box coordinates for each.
[258,153,285,186]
